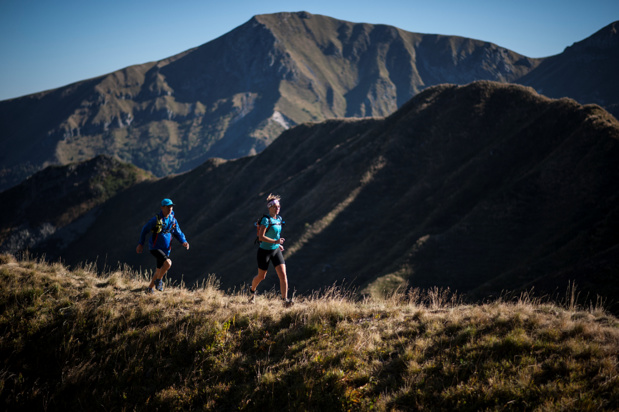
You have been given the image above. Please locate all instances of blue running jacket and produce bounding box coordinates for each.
[138,210,187,255]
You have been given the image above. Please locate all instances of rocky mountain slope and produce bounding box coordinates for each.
[0,11,542,191]
[9,81,618,312]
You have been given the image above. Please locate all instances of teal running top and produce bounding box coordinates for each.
[259,215,283,250]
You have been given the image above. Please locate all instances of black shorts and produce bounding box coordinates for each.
[150,249,170,269]
[257,247,285,271]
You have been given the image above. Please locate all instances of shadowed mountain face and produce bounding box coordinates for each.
[519,21,619,121]
[0,155,152,255]
[12,81,618,312]
[0,11,542,191]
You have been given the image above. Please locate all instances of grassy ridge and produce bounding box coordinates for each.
[1,254,617,411]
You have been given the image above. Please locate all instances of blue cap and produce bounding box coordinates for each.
[161,198,175,206]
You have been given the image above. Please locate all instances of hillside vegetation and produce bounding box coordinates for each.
[1,254,617,411]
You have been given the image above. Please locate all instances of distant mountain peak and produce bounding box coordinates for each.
[0,13,616,192]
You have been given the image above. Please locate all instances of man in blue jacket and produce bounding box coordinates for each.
[136,198,190,293]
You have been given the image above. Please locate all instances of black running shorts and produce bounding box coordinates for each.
[257,247,285,271]
[150,249,169,269]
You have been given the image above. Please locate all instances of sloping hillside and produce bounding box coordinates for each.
[0,11,541,190]
[1,255,617,410]
[18,81,619,314]
[0,155,153,254]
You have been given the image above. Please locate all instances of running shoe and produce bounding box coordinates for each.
[283,298,294,308]
[248,286,256,304]
[146,287,154,294]
[155,279,164,291]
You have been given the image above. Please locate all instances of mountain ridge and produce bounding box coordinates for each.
[519,21,619,119]
[3,14,617,193]
[0,11,547,190]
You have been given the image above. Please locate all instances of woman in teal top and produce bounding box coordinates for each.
[249,194,294,307]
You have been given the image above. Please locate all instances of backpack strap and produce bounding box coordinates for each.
[152,214,163,234]
[152,213,176,237]
[262,214,271,227]
[161,216,176,234]
[263,215,285,228]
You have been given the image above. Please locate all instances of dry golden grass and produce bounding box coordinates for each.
[1,253,617,411]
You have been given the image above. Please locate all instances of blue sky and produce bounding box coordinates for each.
[1,0,617,101]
